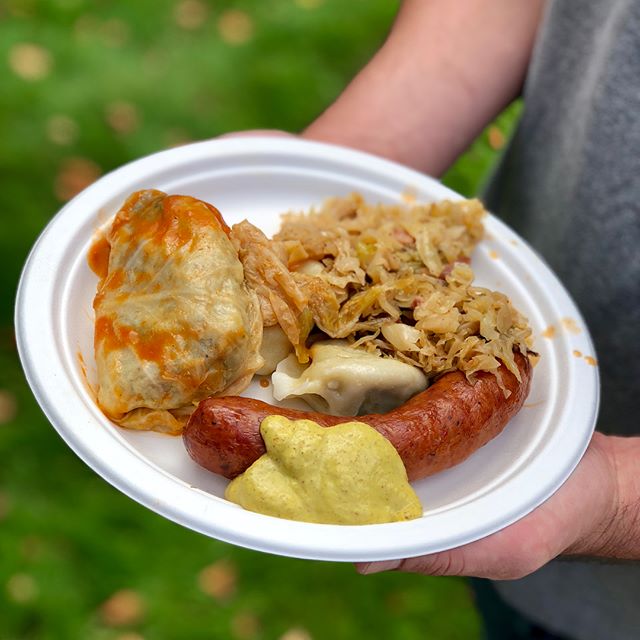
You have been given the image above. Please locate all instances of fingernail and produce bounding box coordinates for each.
[356,559,402,575]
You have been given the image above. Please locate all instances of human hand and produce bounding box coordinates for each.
[217,129,297,139]
[357,432,624,580]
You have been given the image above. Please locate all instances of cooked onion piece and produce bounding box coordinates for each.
[256,325,294,376]
[93,190,263,433]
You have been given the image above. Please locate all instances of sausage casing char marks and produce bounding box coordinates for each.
[183,352,532,482]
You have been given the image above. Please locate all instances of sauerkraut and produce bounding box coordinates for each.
[230,193,532,387]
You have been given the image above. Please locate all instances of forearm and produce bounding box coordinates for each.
[304,0,545,176]
[565,434,640,560]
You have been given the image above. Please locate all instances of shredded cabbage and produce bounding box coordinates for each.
[230,194,532,386]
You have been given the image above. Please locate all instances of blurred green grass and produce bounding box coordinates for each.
[0,1,518,638]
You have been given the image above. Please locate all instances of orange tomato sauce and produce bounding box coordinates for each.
[95,315,200,367]
[88,233,111,279]
[109,192,229,255]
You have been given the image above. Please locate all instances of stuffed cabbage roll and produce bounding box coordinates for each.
[93,190,263,434]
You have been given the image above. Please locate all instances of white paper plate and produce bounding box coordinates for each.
[15,136,599,562]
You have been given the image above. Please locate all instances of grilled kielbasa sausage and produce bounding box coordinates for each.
[183,352,532,481]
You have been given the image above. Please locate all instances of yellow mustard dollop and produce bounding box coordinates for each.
[224,415,423,525]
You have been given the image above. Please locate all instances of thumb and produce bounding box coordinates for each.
[356,559,403,575]
[356,553,463,576]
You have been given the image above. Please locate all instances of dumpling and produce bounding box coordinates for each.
[256,325,294,375]
[271,340,428,416]
[93,190,263,434]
